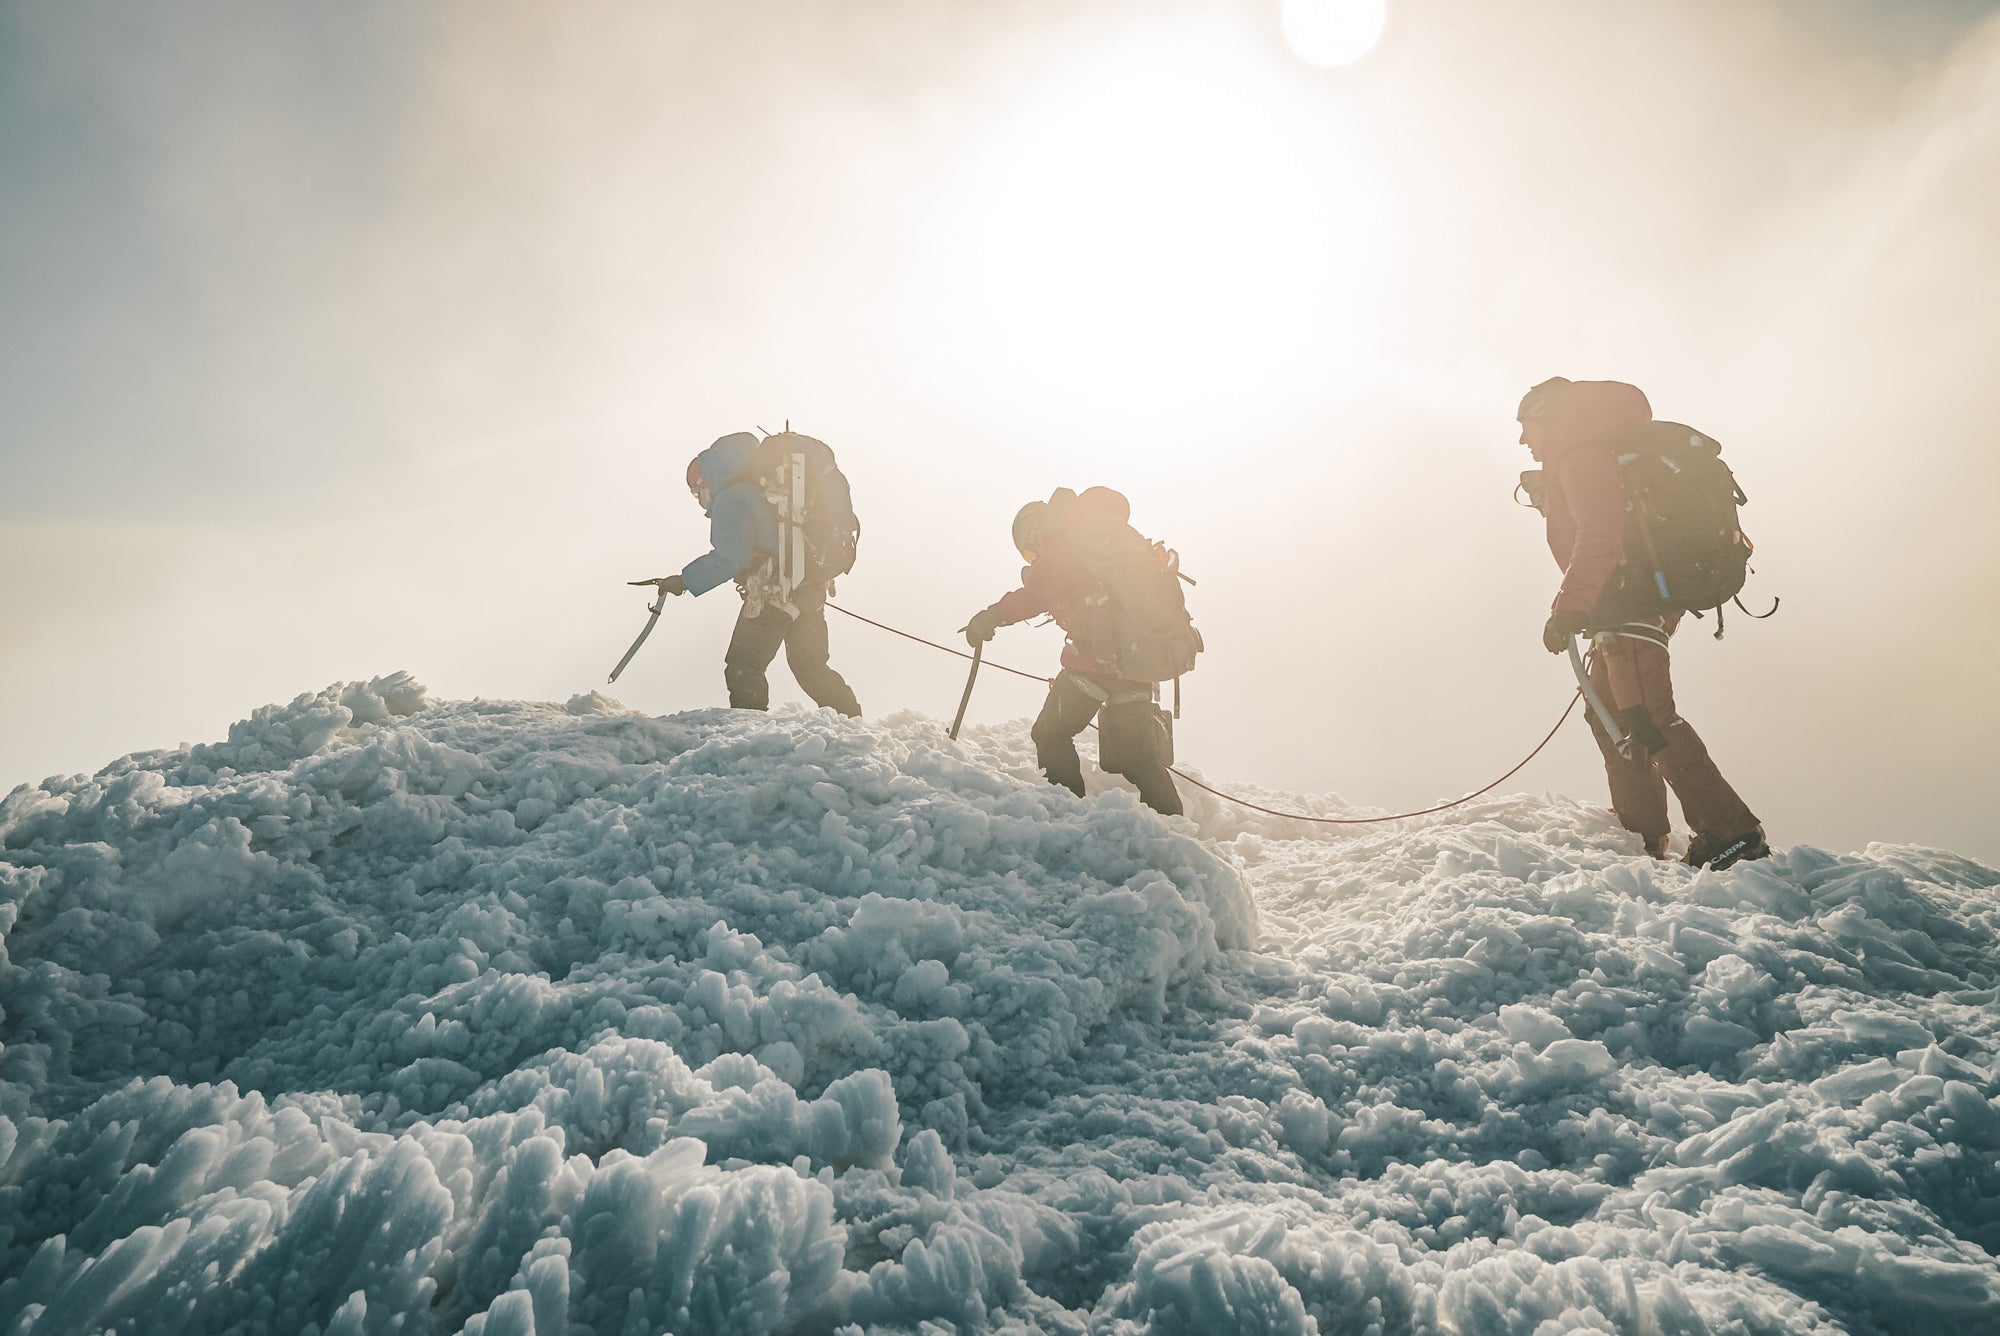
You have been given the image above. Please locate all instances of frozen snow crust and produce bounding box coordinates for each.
[1,674,1997,1336]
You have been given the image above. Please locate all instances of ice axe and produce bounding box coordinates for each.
[608,578,680,684]
[1566,635,1635,759]
[948,643,982,741]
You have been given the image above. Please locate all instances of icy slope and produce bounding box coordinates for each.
[1,677,1997,1336]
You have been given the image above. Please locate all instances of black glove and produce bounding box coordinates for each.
[962,608,1002,647]
[1542,609,1592,654]
[633,576,687,596]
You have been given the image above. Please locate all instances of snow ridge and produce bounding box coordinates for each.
[1,676,1996,1335]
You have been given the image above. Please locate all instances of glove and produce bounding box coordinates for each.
[1542,609,1592,654]
[962,608,1002,647]
[632,576,687,596]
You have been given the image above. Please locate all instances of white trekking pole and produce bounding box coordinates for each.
[787,449,807,598]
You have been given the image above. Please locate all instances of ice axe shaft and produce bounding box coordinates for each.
[1567,636,1632,757]
[948,644,982,741]
[608,579,675,684]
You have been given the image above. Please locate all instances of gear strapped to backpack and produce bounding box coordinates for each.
[1611,422,1756,622]
[749,431,860,598]
[1052,490,1204,683]
[1521,421,1767,633]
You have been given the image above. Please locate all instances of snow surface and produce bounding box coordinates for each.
[2,674,1998,1335]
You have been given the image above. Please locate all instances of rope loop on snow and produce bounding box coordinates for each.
[1161,694,1581,825]
[827,602,1583,827]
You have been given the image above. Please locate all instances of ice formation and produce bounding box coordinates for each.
[1,675,1996,1335]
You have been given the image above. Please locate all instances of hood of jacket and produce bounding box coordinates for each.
[692,432,762,508]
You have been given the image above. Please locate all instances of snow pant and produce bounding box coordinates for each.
[723,584,861,717]
[1583,615,1756,847]
[1031,670,1182,816]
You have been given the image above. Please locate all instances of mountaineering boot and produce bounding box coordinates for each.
[1642,833,1672,860]
[1688,825,1769,871]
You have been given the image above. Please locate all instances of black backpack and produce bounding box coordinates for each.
[750,431,860,591]
[1606,422,1757,624]
[1518,422,1771,633]
[1061,498,1204,683]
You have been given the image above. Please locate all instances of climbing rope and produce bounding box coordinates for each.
[1163,694,1581,826]
[826,603,1050,684]
[828,602,1584,827]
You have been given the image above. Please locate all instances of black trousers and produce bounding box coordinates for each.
[1031,670,1182,816]
[723,584,861,717]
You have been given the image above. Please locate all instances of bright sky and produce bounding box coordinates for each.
[4,0,1998,861]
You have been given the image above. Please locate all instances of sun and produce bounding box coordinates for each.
[1281,0,1388,69]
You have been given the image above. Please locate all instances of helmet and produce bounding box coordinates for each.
[1011,501,1047,558]
[1516,377,1572,421]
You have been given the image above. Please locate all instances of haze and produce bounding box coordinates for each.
[3,0,1996,861]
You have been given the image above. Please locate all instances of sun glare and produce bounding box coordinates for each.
[1282,0,1388,69]
[924,19,1398,443]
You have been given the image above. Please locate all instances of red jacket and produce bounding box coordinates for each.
[1539,381,1651,618]
[988,488,1128,675]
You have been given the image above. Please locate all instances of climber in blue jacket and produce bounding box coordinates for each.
[650,432,861,716]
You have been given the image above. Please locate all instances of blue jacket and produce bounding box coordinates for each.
[682,432,779,596]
